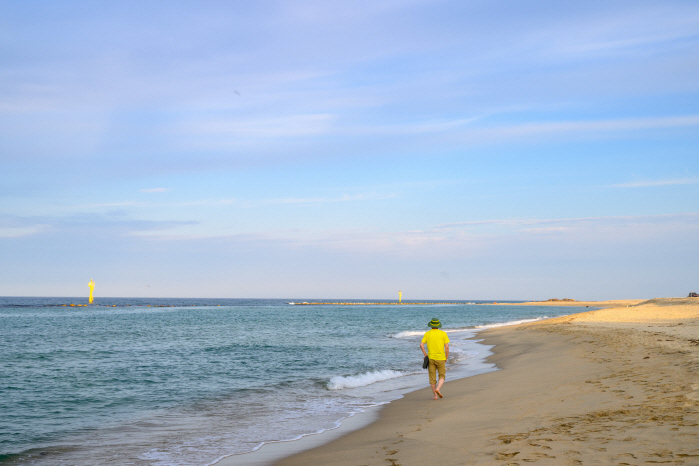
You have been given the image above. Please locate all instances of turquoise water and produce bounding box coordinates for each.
[0,298,577,465]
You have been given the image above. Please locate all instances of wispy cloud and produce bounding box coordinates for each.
[0,216,50,237]
[609,178,699,188]
[0,225,48,238]
[543,5,699,58]
[125,213,699,250]
[67,194,387,211]
[76,202,139,208]
[0,213,197,238]
[459,115,699,142]
[140,188,170,193]
[347,116,484,136]
[434,212,699,231]
[186,114,336,139]
[262,193,397,205]
[324,114,699,144]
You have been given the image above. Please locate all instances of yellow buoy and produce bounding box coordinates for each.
[88,279,95,304]
[399,291,402,303]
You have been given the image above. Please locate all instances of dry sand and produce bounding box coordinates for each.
[273,299,699,465]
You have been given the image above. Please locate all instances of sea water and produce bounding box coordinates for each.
[0,298,578,465]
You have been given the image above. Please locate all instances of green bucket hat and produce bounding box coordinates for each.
[428,318,442,328]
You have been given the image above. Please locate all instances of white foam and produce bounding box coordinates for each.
[474,317,548,329]
[390,327,475,339]
[448,348,479,364]
[327,370,405,390]
[391,318,549,340]
[444,328,477,335]
[391,330,424,338]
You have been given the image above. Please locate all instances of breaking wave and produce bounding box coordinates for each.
[327,370,405,390]
[390,328,474,339]
[390,317,550,339]
[474,317,548,329]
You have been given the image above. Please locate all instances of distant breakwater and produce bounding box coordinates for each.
[45,304,215,308]
[289,302,478,305]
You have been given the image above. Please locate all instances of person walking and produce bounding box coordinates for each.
[420,318,450,400]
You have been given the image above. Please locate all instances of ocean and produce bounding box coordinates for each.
[0,297,579,465]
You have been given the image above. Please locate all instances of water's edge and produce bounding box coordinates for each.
[213,331,498,466]
[213,405,384,466]
[213,311,587,466]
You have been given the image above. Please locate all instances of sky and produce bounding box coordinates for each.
[1,0,698,300]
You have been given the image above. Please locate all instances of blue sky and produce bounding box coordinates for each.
[1,0,698,299]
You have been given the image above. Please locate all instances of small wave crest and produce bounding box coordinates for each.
[391,330,424,338]
[327,370,404,390]
[475,317,548,329]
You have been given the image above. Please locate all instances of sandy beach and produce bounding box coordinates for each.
[272,298,699,465]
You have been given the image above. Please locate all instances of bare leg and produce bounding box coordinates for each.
[435,378,444,398]
[430,383,439,400]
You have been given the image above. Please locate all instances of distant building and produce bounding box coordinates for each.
[689,292,699,298]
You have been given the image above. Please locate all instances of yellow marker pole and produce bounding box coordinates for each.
[88,279,95,304]
[399,291,402,303]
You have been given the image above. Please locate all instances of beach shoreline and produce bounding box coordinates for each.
[263,298,699,465]
[495,298,645,307]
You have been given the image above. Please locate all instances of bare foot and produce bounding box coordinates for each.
[435,389,443,398]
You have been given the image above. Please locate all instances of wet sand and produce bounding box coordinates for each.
[272,299,699,465]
